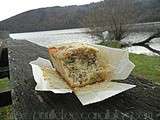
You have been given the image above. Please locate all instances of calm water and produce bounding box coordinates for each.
[10,28,160,56]
[10,28,94,46]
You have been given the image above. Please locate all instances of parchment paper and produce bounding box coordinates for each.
[30,44,136,105]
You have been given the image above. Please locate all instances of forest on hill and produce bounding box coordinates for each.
[0,0,160,33]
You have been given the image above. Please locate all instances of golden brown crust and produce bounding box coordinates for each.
[48,43,113,89]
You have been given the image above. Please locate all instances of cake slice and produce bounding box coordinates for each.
[48,43,112,88]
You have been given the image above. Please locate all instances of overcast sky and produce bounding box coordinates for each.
[0,0,102,21]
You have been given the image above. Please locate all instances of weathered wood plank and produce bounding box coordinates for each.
[8,40,160,120]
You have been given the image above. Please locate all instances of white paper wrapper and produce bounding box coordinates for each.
[30,44,136,105]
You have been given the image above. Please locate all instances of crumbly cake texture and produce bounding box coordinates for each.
[48,43,113,88]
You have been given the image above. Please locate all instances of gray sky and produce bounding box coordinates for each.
[0,0,102,21]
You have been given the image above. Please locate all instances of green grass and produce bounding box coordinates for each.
[0,78,10,92]
[0,106,12,120]
[0,78,12,120]
[130,53,160,84]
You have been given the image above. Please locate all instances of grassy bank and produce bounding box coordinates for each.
[130,53,160,84]
[0,106,12,120]
[0,78,12,120]
[0,78,10,92]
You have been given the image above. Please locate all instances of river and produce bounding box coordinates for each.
[10,28,160,56]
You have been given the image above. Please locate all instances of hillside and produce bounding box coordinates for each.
[0,0,160,33]
[0,1,102,33]
[0,5,90,33]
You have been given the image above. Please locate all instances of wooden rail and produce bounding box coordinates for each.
[8,40,160,120]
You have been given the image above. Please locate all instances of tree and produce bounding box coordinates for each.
[83,0,136,41]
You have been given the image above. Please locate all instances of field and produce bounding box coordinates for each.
[130,53,160,84]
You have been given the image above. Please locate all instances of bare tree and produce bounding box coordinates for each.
[83,0,136,41]
[83,0,160,55]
